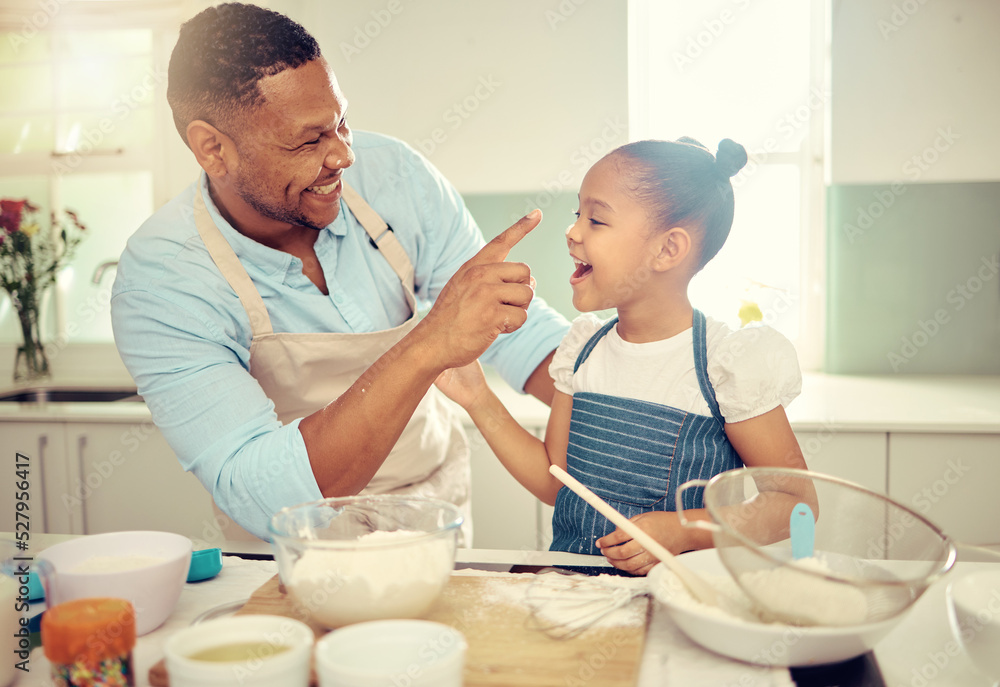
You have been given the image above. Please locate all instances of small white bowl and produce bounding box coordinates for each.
[946,570,1000,683]
[314,619,466,687]
[37,530,192,635]
[649,549,907,667]
[164,614,314,687]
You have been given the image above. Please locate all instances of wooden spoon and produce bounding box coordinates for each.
[549,464,719,606]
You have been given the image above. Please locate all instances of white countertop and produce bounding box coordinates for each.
[8,533,998,686]
[2,372,1000,433]
[483,371,1000,434]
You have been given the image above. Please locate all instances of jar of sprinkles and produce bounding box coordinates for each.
[42,598,136,687]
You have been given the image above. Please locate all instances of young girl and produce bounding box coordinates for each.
[436,137,807,575]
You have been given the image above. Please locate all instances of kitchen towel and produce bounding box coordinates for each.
[639,602,796,687]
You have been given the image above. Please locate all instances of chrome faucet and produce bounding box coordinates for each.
[92,260,118,284]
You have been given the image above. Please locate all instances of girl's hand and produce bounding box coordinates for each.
[596,511,689,576]
[434,359,489,410]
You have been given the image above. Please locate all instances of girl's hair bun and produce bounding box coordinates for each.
[715,139,748,178]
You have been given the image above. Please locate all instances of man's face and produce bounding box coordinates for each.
[228,58,355,232]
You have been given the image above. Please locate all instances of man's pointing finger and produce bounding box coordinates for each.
[471,209,542,265]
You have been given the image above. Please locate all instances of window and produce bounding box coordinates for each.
[628,0,827,369]
[0,2,180,348]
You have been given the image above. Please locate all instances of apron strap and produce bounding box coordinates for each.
[193,185,274,336]
[341,182,416,309]
[572,311,727,425]
[193,179,419,338]
[692,309,726,425]
[573,317,618,373]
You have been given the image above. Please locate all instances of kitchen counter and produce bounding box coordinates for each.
[3,372,999,432]
[7,533,998,686]
[487,372,1000,434]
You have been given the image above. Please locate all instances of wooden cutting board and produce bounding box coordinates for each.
[150,572,650,687]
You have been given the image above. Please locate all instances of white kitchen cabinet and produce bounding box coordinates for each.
[64,420,217,539]
[794,430,888,493]
[467,425,542,550]
[0,422,71,535]
[539,502,555,550]
[887,433,1000,546]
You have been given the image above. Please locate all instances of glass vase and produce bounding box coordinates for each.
[13,292,50,384]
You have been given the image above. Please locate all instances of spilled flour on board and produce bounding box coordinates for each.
[453,570,650,638]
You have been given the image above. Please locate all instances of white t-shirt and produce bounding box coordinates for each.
[549,313,802,423]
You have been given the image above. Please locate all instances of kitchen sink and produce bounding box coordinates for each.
[0,388,142,403]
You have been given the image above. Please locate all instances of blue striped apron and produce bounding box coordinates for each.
[550,310,742,554]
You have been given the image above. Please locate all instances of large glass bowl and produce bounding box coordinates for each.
[676,467,956,626]
[269,495,463,629]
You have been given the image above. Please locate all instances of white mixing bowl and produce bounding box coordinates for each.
[649,549,908,667]
[37,530,192,635]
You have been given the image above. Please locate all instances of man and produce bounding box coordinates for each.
[110,3,568,541]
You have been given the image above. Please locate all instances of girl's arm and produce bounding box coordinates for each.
[599,405,808,575]
[435,362,570,505]
[725,404,807,472]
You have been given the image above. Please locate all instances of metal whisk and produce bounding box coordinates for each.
[523,571,649,640]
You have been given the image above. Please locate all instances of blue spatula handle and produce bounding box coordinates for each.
[790,502,815,560]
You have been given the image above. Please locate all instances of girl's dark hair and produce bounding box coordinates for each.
[612,137,748,268]
[167,2,321,146]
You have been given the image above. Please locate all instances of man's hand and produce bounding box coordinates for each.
[417,209,541,370]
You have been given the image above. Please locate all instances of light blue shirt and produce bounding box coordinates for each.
[111,131,569,539]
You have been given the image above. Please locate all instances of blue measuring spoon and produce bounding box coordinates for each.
[790,502,815,560]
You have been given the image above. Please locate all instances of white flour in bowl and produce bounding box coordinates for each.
[287,530,453,628]
[737,557,869,626]
[69,555,167,574]
[657,570,770,623]
[658,556,869,627]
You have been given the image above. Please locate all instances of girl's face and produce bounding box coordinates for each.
[565,155,661,312]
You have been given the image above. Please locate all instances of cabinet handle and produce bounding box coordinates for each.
[37,435,49,533]
[77,436,88,534]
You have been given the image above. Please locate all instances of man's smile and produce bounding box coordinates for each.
[305,177,342,196]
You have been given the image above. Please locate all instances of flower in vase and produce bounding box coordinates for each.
[0,198,87,382]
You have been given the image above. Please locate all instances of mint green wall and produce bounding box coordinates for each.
[462,191,584,324]
[468,183,1000,375]
[826,182,1000,374]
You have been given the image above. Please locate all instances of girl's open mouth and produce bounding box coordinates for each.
[570,257,593,284]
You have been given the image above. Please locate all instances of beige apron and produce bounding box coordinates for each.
[193,183,471,544]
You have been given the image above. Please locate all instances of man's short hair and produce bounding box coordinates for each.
[166,2,321,146]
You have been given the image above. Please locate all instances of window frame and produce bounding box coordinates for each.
[627,0,829,371]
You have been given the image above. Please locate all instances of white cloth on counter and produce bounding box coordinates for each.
[551,313,802,423]
[638,603,796,687]
[17,556,278,687]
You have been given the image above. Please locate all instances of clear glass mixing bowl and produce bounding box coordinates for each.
[677,467,956,626]
[269,495,463,628]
